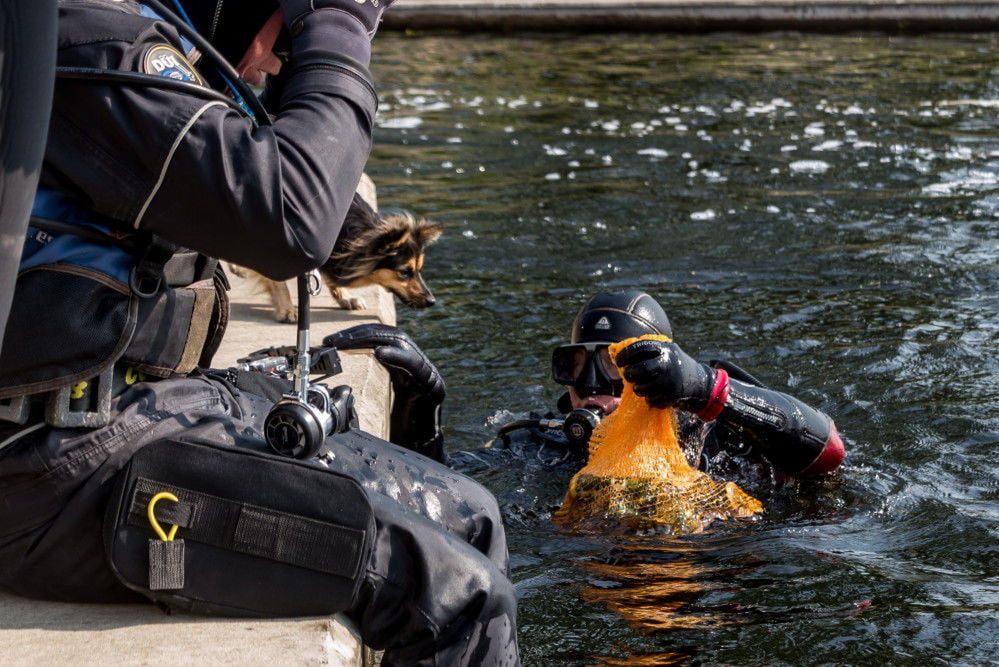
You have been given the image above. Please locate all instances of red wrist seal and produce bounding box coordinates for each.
[800,422,846,476]
[696,368,730,422]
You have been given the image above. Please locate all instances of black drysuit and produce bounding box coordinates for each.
[0,2,519,665]
[0,0,57,347]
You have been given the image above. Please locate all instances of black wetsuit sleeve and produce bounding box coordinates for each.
[710,372,845,477]
[44,5,376,280]
[137,79,375,280]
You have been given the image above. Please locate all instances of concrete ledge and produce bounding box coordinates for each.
[384,0,999,32]
[0,176,393,666]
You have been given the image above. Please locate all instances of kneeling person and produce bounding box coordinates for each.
[0,1,517,665]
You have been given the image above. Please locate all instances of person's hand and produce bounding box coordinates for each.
[279,0,396,38]
[323,324,446,462]
[614,339,730,420]
[323,324,444,403]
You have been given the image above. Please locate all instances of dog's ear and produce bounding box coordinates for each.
[416,221,444,247]
[372,226,411,253]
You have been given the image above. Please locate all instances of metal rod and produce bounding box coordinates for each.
[295,275,311,400]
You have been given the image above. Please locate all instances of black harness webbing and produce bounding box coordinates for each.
[129,477,366,579]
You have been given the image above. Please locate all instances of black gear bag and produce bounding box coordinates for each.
[104,439,374,616]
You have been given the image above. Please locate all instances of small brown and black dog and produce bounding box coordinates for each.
[233,194,443,322]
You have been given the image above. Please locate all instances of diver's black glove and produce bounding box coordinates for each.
[323,324,446,463]
[279,0,395,67]
[280,0,395,36]
[614,339,731,420]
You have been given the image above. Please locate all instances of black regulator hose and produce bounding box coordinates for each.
[141,0,271,124]
[497,419,545,442]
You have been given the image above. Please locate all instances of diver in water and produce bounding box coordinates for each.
[332,290,845,501]
[509,290,845,491]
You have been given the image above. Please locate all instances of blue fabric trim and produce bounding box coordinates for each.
[22,189,134,284]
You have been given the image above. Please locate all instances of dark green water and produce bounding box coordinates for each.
[368,34,999,665]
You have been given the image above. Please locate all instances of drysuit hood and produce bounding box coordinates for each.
[570,290,673,345]
[180,0,280,63]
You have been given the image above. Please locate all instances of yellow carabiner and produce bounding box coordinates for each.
[147,492,180,542]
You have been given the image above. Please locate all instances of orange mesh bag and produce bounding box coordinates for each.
[554,334,763,533]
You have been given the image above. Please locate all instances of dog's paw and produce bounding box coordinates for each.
[274,306,298,323]
[337,296,367,311]
[227,263,249,278]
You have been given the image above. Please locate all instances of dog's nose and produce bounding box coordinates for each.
[425,295,436,307]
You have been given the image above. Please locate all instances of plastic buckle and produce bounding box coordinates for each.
[46,366,114,428]
[0,395,30,425]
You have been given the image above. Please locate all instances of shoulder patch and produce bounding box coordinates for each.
[143,44,205,86]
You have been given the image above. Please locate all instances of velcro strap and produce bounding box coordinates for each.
[129,477,365,578]
[696,368,730,422]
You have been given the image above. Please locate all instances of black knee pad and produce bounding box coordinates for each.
[104,439,375,617]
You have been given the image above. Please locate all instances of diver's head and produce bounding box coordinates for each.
[180,1,283,84]
[552,290,672,415]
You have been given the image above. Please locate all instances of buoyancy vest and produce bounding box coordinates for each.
[0,2,231,400]
[0,187,228,399]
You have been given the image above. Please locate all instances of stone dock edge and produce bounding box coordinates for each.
[383,0,999,32]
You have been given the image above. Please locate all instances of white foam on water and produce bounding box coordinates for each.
[545,172,561,181]
[584,99,599,109]
[637,148,669,158]
[804,122,825,137]
[446,137,462,144]
[745,102,777,116]
[790,160,831,174]
[379,116,423,129]
[543,145,568,157]
[922,167,999,196]
[781,145,798,152]
[937,99,999,108]
[946,146,974,161]
[813,140,844,152]
[690,209,716,221]
[767,205,781,213]
[462,230,476,239]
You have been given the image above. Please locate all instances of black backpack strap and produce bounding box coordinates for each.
[130,233,177,298]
